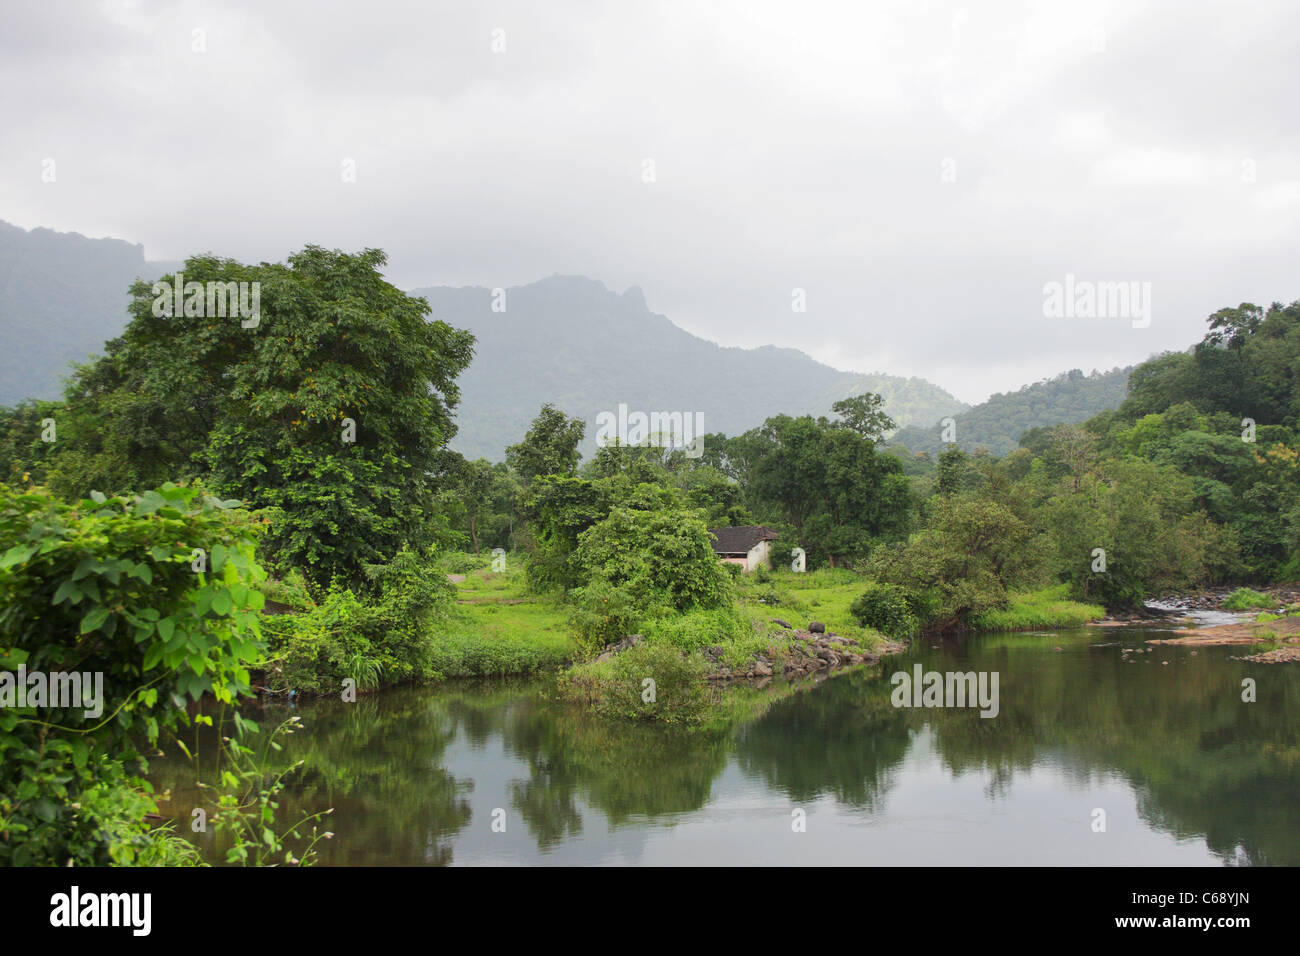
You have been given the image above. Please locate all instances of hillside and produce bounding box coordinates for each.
[0,220,178,406]
[413,276,968,460]
[888,366,1132,458]
[0,223,968,459]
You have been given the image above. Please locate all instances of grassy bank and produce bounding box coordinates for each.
[436,566,579,676]
[966,584,1106,632]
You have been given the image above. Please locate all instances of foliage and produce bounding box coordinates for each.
[260,547,454,695]
[850,583,922,639]
[966,585,1105,631]
[572,505,731,613]
[568,578,643,652]
[0,482,264,865]
[1223,587,1274,611]
[559,642,711,724]
[506,403,586,482]
[16,247,474,588]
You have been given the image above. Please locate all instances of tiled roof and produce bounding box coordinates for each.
[709,525,779,554]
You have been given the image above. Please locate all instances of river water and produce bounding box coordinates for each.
[155,622,1299,865]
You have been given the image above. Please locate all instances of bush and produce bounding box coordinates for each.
[572,506,731,612]
[850,583,921,639]
[1223,587,1274,611]
[641,607,749,652]
[559,641,711,723]
[568,578,644,652]
[0,483,265,865]
[262,546,453,694]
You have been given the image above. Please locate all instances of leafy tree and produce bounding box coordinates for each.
[506,403,586,482]
[832,393,895,441]
[572,505,730,613]
[17,248,475,587]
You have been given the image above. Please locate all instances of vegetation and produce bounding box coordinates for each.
[1224,587,1275,611]
[890,366,1131,458]
[3,238,1297,859]
[0,483,298,865]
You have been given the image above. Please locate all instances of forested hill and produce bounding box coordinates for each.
[889,366,1133,457]
[0,220,179,405]
[413,275,968,460]
[0,222,968,459]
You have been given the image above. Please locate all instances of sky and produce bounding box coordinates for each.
[2,0,1297,405]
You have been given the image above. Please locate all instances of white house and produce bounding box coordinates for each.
[709,526,780,572]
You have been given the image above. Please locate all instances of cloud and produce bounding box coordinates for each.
[1,0,1297,402]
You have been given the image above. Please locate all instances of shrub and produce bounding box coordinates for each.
[559,642,711,723]
[572,506,731,612]
[262,546,453,694]
[850,583,921,639]
[1223,587,1274,611]
[568,578,644,652]
[641,607,749,652]
[0,483,264,865]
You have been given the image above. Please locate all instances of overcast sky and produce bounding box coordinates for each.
[2,0,1297,404]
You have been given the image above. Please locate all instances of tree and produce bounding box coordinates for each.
[832,393,895,442]
[27,247,475,586]
[506,404,586,482]
[454,457,498,554]
[738,413,911,567]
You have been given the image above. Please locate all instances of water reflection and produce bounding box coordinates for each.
[152,628,1299,865]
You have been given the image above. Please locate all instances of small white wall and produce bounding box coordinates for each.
[746,540,771,571]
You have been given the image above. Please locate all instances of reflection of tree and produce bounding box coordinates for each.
[153,691,475,865]
[914,636,1300,865]
[509,778,583,849]
[153,643,1300,866]
[733,669,912,808]
[502,697,732,827]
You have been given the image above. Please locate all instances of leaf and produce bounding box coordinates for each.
[0,543,37,569]
[80,607,110,634]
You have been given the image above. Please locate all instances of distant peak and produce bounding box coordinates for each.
[621,285,647,309]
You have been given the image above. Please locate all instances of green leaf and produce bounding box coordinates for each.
[0,543,37,569]
[80,607,110,634]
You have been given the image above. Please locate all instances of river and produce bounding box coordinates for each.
[153,620,1299,865]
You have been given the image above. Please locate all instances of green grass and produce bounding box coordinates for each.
[733,567,891,649]
[1223,587,1275,611]
[434,566,578,677]
[967,584,1106,632]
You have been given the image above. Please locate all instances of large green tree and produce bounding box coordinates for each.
[19,247,474,585]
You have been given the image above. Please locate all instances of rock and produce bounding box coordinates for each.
[595,633,644,662]
[809,621,826,633]
[754,660,772,677]
[773,619,793,629]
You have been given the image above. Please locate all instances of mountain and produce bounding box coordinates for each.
[0,223,968,459]
[412,275,968,460]
[888,366,1133,458]
[0,220,179,406]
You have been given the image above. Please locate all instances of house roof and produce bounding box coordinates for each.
[709,525,780,555]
